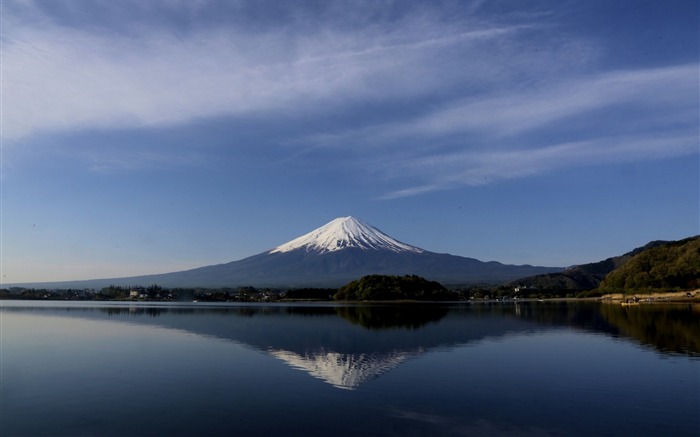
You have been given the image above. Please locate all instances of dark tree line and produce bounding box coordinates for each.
[334,275,457,301]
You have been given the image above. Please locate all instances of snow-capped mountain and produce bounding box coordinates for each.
[270,216,423,254]
[9,216,563,289]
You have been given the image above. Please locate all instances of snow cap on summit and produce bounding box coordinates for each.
[270,216,424,254]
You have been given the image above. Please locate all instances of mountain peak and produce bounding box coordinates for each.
[269,216,424,254]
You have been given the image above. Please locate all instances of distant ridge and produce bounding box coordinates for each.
[509,237,699,292]
[600,236,700,290]
[4,216,562,289]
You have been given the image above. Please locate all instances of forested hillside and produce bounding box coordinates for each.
[508,240,669,293]
[599,236,699,291]
[508,237,698,295]
[334,275,456,301]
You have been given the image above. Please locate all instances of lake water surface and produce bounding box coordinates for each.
[1,300,698,436]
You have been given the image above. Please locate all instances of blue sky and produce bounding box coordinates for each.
[2,0,698,284]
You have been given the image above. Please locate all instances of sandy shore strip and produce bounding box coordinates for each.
[600,289,700,303]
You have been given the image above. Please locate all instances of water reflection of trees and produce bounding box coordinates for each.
[5,301,697,356]
[500,302,617,333]
[335,305,448,330]
[494,302,700,356]
[597,303,700,356]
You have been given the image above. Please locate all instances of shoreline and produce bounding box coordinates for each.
[3,293,700,304]
[598,289,700,304]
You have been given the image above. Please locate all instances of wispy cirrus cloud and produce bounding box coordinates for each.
[377,132,698,199]
[290,63,698,198]
[298,63,697,148]
[3,0,696,199]
[2,1,552,143]
[391,64,697,139]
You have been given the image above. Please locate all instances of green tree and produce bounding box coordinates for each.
[334,275,455,301]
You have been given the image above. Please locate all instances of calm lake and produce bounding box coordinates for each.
[1,300,698,437]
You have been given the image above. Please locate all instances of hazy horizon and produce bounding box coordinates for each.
[2,0,698,283]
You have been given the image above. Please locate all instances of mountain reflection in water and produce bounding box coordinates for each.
[2,301,698,390]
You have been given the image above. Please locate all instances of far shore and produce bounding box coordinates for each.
[3,289,700,304]
[597,289,700,303]
[4,296,700,305]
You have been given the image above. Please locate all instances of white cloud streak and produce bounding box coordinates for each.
[2,1,697,198]
[399,64,697,138]
[291,62,698,197]
[298,63,697,148]
[378,132,699,199]
[2,3,544,142]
